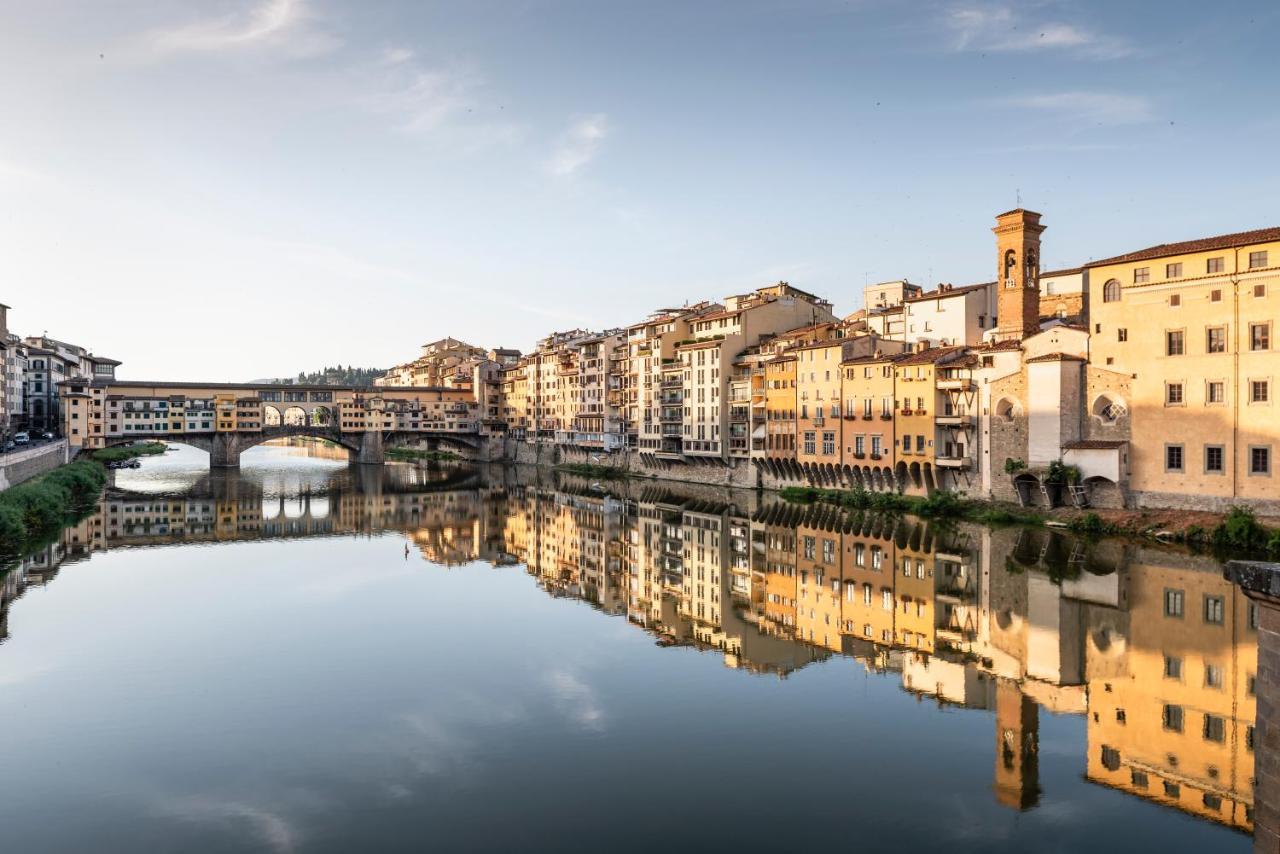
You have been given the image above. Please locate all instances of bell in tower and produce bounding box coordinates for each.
[992,208,1046,341]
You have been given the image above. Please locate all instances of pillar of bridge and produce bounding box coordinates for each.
[1226,561,1280,853]
[209,433,243,468]
[356,430,384,465]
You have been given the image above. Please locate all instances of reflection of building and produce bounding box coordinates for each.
[16,470,1256,837]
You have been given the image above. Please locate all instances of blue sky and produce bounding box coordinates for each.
[1,0,1276,380]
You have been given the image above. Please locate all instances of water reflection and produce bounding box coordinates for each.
[0,453,1257,847]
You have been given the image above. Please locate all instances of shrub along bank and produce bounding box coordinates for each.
[778,486,1043,526]
[91,442,167,464]
[0,461,107,557]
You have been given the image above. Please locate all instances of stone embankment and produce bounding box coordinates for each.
[0,441,70,491]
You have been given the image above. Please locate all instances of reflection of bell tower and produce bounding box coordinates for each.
[993,678,1041,810]
[992,209,1045,341]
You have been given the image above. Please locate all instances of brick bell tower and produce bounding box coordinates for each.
[992,209,1045,341]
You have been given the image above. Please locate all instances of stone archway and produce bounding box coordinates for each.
[310,406,333,427]
[284,406,307,426]
[264,405,282,427]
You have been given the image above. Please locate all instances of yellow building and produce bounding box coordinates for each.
[1088,226,1280,511]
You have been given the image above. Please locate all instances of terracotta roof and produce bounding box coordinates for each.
[1062,439,1128,450]
[995,207,1042,219]
[904,282,994,303]
[1025,352,1086,363]
[970,339,1022,352]
[840,353,906,367]
[896,346,966,366]
[1040,266,1083,278]
[1086,226,1280,267]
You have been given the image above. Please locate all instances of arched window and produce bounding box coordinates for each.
[1103,279,1121,303]
[1092,394,1128,424]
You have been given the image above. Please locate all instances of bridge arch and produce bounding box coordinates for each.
[283,406,307,427]
[264,405,282,426]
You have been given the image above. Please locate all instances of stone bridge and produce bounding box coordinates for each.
[59,378,494,469]
[102,424,482,467]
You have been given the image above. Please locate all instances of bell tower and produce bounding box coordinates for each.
[992,209,1045,341]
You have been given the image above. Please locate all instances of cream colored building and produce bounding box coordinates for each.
[1087,226,1280,511]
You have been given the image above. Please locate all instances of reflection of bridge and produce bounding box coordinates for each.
[57,379,493,467]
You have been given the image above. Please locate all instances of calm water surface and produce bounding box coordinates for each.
[0,443,1255,852]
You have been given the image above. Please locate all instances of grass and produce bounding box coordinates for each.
[0,460,107,557]
[386,448,460,462]
[555,462,629,480]
[779,485,1043,526]
[91,442,168,463]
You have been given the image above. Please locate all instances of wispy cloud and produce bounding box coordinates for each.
[547,669,605,731]
[150,0,338,57]
[947,5,1133,59]
[993,91,1154,126]
[548,114,610,177]
[359,50,524,147]
[158,797,299,854]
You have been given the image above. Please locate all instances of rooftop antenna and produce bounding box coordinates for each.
[1016,188,1021,207]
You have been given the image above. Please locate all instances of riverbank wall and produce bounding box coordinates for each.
[0,441,70,491]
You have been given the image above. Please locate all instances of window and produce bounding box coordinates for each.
[1169,294,1181,307]
[821,431,835,456]
[1103,279,1121,302]
[1207,381,1225,404]
[1205,663,1223,689]
[1205,445,1225,474]
[1164,588,1184,618]
[1164,655,1182,680]
[1166,444,1184,471]
[803,431,815,455]
[1165,383,1184,405]
[1204,595,1224,625]
[1117,328,1127,342]
[1256,284,1268,298]
[1203,793,1223,812]
[1134,267,1150,283]
[1131,770,1149,789]
[1203,714,1226,742]
[1249,250,1269,269]
[1207,256,1224,274]
[1252,380,1270,403]
[1162,704,1184,732]
[1101,746,1121,771]
[1251,323,1271,351]
[1211,288,1222,302]
[1164,781,1181,798]
[1252,446,1272,475]
[1166,262,1183,278]
[1206,327,1225,353]
[1166,330,1184,355]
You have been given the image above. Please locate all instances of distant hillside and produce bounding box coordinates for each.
[249,365,384,387]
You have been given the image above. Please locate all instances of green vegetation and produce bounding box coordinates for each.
[254,365,385,388]
[1045,460,1082,485]
[779,485,1043,526]
[0,461,107,557]
[555,463,629,480]
[386,448,460,462]
[91,442,167,463]
[1067,512,1118,537]
[1209,506,1280,557]
[1003,457,1026,475]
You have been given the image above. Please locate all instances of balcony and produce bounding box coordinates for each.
[661,424,682,437]
[879,413,893,421]
[935,455,971,469]
[936,413,973,427]
[937,378,973,391]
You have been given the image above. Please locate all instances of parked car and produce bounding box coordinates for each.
[40,431,54,440]
[2,440,14,452]
[13,432,29,445]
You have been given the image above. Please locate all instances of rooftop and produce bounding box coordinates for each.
[1086,226,1280,267]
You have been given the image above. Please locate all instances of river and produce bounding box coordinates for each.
[0,442,1255,852]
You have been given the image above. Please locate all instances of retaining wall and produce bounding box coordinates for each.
[0,441,70,491]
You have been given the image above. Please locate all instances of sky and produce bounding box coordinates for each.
[0,0,1276,381]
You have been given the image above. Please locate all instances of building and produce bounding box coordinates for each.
[1086,226,1280,511]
